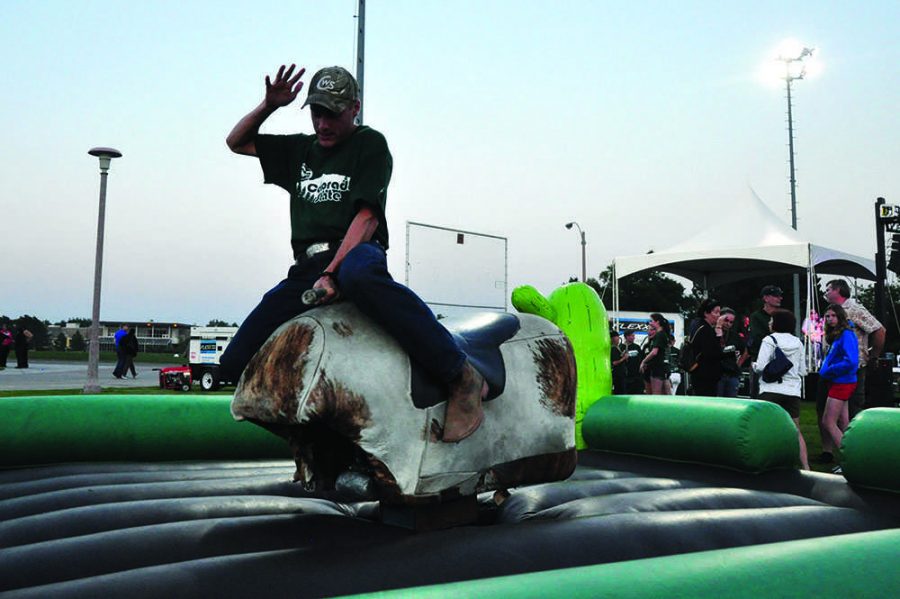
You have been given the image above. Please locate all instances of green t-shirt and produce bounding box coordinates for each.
[256,126,392,259]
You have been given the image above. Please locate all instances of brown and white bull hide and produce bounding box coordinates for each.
[231,303,576,503]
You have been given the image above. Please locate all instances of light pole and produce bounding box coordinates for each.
[565,221,586,282]
[84,147,122,394]
[776,44,815,332]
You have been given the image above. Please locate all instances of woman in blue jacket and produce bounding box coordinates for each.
[819,304,859,456]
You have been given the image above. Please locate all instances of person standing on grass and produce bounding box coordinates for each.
[623,331,644,394]
[639,314,671,395]
[716,307,745,398]
[112,324,129,379]
[818,304,859,465]
[815,280,884,464]
[609,330,628,395]
[752,309,810,470]
[687,299,722,397]
[668,335,682,395]
[0,324,13,369]
[122,328,139,378]
[822,279,885,410]
[748,285,784,398]
[14,327,31,369]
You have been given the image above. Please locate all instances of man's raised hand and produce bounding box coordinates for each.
[264,64,306,109]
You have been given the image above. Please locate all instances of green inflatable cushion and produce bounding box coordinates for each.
[841,408,900,494]
[345,528,900,598]
[0,395,289,467]
[582,395,799,472]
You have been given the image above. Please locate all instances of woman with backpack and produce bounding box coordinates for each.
[818,303,859,461]
[752,309,809,470]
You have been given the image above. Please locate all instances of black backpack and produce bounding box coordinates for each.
[761,336,794,383]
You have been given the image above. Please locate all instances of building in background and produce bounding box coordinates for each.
[47,321,192,354]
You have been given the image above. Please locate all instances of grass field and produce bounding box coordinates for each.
[27,351,181,364]
[798,400,830,473]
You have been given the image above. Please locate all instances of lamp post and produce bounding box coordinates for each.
[565,221,586,282]
[776,44,815,332]
[84,147,122,394]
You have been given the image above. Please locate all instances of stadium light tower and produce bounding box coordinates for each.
[565,221,586,282]
[762,40,819,332]
[84,147,122,394]
[776,42,816,230]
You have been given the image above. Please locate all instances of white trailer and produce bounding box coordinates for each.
[188,326,238,391]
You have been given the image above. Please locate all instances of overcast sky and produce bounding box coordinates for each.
[1,0,897,325]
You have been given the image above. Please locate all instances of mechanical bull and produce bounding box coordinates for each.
[231,303,577,510]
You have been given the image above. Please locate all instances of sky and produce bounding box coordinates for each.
[1,0,898,325]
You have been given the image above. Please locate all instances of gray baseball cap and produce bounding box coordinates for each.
[302,66,359,113]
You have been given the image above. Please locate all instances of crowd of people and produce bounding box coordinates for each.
[608,278,887,472]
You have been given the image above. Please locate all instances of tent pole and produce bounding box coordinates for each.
[612,261,619,330]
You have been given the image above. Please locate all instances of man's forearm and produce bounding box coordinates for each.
[324,207,379,273]
[226,101,277,156]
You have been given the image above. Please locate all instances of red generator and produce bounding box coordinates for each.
[157,366,193,392]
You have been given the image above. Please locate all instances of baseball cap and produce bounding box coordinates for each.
[761,285,784,297]
[302,66,359,113]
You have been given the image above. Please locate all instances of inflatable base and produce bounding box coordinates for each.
[3,451,899,597]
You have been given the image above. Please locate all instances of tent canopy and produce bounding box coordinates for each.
[614,189,876,287]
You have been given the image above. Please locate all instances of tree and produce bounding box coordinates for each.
[54,332,68,351]
[13,315,50,349]
[70,331,86,351]
[597,264,694,316]
[207,319,238,327]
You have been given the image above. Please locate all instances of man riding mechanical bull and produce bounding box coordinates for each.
[222,64,487,443]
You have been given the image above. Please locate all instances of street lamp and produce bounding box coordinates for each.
[773,41,817,331]
[84,147,122,394]
[565,221,586,282]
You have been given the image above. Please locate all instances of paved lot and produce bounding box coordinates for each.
[0,361,171,391]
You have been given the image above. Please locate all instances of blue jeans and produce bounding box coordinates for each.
[220,242,466,385]
[717,375,740,398]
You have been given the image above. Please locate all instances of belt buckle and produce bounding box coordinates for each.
[306,242,331,258]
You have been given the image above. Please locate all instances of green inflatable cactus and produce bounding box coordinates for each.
[512,282,612,449]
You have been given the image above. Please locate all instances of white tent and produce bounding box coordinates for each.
[612,188,876,373]
[613,188,875,289]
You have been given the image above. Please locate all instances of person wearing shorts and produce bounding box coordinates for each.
[640,313,671,395]
[818,304,859,461]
